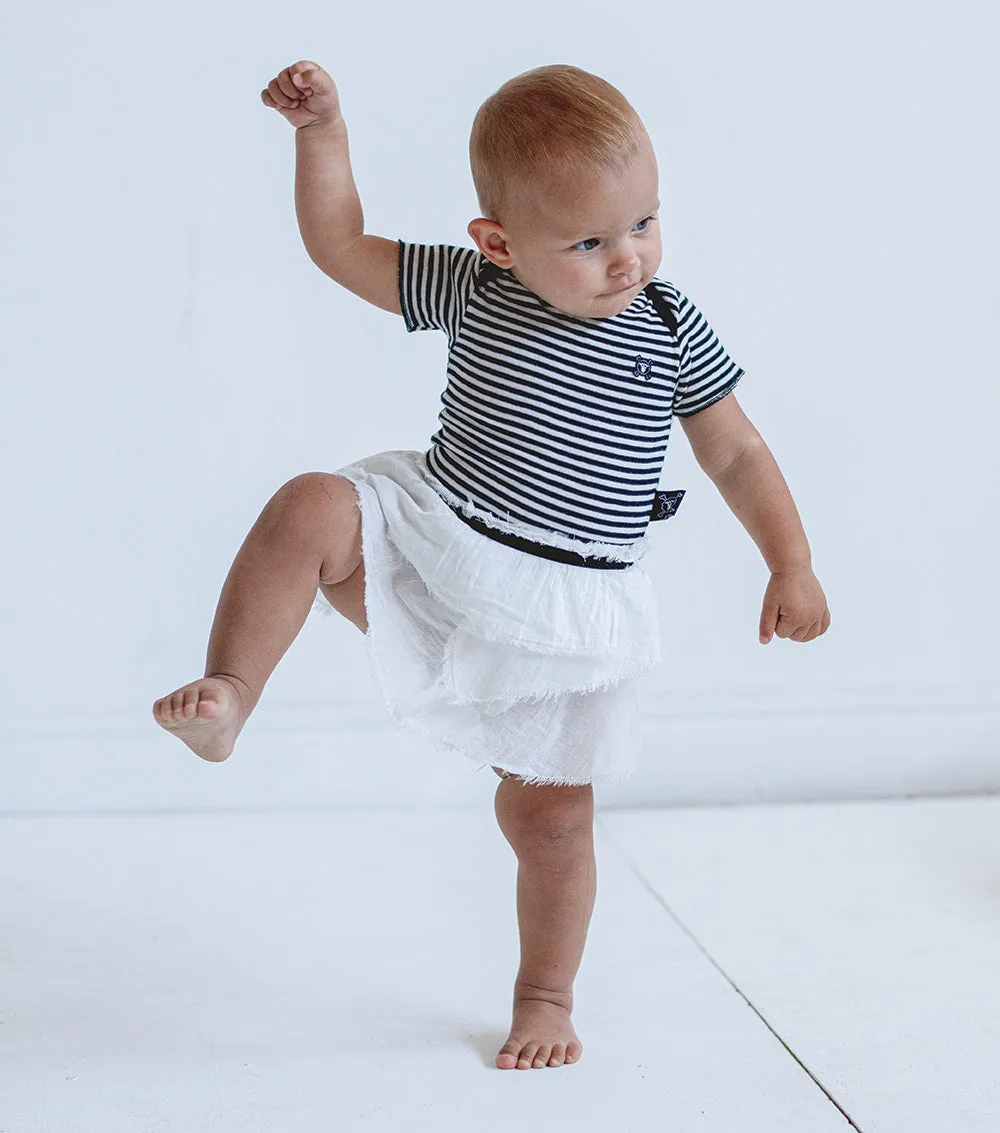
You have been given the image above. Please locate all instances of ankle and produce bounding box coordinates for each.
[205,672,256,722]
[513,980,574,1013]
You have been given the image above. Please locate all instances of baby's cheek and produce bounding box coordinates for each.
[562,262,597,296]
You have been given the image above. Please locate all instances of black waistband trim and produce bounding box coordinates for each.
[445,504,632,570]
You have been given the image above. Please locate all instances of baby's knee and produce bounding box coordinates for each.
[273,471,357,519]
[262,472,359,544]
[494,775,594,848]
[251,473,362,589]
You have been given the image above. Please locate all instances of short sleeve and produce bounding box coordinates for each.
[397,241,481,344]
[672,289,745,417]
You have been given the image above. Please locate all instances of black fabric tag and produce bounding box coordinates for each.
[642,283,678,336]
[650,489,685,521]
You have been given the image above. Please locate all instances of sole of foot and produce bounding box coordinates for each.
[495,999,582,1070]
[152,676,247,762]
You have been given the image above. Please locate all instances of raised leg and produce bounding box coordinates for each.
[492,771,596,1069]
[152,472,364,760]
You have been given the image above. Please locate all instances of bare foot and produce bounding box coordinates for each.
[152,676,250,762]
[495,997,582,1070]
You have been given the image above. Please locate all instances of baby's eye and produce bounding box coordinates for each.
[573,237,600,252]
[634,216,655,232]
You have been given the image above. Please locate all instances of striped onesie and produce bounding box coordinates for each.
[397,241,745,550]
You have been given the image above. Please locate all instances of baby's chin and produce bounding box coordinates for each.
[582,283,644,319]
[544,281,645,320]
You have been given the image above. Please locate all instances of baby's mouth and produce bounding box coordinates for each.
[605,280,641,296]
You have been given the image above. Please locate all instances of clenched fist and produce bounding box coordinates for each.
[758,566,830,644]
[261,61,341,129]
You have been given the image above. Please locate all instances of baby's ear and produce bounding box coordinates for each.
[467,218,514,268]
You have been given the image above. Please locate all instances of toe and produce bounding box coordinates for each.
[565,1041,582,1064]
[532,1045,552,1068]
[549,1043,566,1067]
[182,689,199,718]
[495,1041,520,1070]
[517,1044,539,1069]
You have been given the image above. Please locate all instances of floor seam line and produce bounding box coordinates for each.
[597,817,864,1131]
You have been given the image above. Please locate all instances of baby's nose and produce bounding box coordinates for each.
[611,255,640,279]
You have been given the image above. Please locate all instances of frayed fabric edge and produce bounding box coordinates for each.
[423,463,650,565]
[477,761,638,787]
[446,615,659,662]
[391,707,637,787]
[445,652,656,710]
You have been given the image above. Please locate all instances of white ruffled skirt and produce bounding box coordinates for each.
[312,450,663,785]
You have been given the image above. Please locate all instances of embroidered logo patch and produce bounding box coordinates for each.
[650,489,686,521]
[633,355,654,380]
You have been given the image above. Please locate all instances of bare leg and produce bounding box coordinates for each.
[493,772,596,1069]
[152,473,364,761]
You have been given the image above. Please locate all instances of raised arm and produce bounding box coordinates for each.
[261,61,401,315]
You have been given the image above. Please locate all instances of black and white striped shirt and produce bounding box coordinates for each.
[398,241,744,546]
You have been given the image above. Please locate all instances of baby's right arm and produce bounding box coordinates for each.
[261,62,401,316]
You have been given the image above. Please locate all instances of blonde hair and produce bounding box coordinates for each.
[469,65,647,222]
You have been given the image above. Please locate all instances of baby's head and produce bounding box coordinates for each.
[468,65,661,320]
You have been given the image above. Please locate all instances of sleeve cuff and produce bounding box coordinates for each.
[674,370,744,417]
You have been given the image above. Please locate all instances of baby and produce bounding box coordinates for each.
[154,60,830,1071]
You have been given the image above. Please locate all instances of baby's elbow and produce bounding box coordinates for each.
[704,433,768,485]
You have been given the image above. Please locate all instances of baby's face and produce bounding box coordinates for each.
[469,134,662,320]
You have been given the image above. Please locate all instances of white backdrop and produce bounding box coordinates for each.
[2,0,998,810]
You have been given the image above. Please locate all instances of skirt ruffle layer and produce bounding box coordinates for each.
[312,450,662,785]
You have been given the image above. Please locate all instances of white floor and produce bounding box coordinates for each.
[2,795,998,1132]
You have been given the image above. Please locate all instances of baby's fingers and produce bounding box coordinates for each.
[289,60,333,99]
[290,67,317,95]
[793,612,831,642]
[267,76,300,109]
[277,67,306,101]
[789,620,817,642]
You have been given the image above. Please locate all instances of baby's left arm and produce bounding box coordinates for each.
[679,394,830,644]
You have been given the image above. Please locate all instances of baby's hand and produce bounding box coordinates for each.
[758,567,830,644]
[261,61,341,129]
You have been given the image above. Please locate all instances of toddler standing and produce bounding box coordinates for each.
[154,60,830,1070]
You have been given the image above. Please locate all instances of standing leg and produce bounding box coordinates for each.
[152,472,364,761]
[492,771,596,1069]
